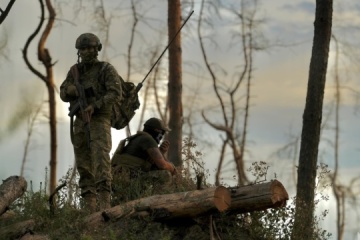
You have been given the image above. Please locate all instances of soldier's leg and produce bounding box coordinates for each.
[91,119,112,210]
[73,120,96,212]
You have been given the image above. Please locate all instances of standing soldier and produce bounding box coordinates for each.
[60,33,122,212]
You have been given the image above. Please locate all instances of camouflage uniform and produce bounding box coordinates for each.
[111,119,175,202]
[60,33,122,211]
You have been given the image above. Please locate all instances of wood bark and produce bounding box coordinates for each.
[167,0,183,166]
[227,180,289,214]
[0,176,27,216]
[292,1,333,239]
[85,186,231,227]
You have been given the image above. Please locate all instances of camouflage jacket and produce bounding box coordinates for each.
[60,60,122,119]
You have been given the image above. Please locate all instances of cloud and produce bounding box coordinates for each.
[283,1,315,14]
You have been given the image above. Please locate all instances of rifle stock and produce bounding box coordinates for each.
[68,101,80,117]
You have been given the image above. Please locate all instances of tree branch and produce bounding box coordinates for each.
[0,0,16,25]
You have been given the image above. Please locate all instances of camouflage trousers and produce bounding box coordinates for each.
[73,116,112,196]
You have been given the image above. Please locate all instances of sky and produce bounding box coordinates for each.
[1,0,360,238]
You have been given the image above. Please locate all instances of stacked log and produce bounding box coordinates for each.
[228,179,289,214]
[86,180,289,227]
[0,174,289,237]
[86,186,231,226]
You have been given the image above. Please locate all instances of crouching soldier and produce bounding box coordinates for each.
[111,118,176,201]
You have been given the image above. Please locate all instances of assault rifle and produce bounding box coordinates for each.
[68,65,91,148]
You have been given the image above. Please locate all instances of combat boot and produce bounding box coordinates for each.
[83,193,97,213]
[98,191,111,210]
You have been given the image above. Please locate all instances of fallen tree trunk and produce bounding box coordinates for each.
[86,186,231,226]
[227,179,289,214]
[0,210,16,222]
[0,219,35,240]
[0,176,27,216]
[85,180,289,227]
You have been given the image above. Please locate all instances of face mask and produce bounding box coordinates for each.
[79,49,97,64]
[155,132,164,143]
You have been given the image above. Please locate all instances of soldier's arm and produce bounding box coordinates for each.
[60,70,77,102]
[146,147,176,175]
[93,63,122,110]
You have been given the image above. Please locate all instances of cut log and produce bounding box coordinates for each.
[227,179,289,214]
[86,186,231,226]
[0,210,16,222]
[85,181,288,226]
[0,176,27,216]
[0,219,35,240]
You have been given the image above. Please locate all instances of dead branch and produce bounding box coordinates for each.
[0,0,16,25]
[48,182,66,215]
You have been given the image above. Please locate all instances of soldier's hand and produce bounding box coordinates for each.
[83,104,94,122]
[170,162,177,176]
[66,85,78,97]
[159,140,170,154]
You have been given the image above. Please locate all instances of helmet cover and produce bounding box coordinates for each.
[75,33,102,51]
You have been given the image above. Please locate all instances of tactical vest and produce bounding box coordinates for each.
[111,133,152,171]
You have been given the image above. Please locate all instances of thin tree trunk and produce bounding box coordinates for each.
[292,1,333,239]
[167,0,183,167]
[23,0,58,194]
[331,34,345,240]
[40,0,57,195]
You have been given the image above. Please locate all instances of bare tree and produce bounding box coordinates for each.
[197,0,263,186]
[326,34,360,240]
[330,34,345,240]
[20,102,43,177]
[292,1,333,239]
[22,0,58,194]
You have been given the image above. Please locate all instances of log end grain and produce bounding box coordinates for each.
[213,186,231,212]
[270,180,289,207]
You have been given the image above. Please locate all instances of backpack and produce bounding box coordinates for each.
[99,63,141,130]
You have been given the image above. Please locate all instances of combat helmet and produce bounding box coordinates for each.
[75,33,102,51]
[144,118,170,132]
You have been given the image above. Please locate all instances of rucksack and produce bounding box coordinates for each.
[99,62,140,130]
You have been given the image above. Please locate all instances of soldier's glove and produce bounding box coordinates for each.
[66,85,78,97]
[83,104,94,122]
[159,140,170,154]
